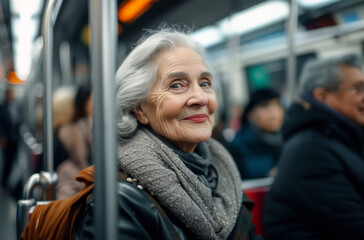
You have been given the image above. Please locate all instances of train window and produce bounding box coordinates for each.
[244,52,316,94]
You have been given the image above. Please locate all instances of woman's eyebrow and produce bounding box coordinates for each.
[166,71,212,79]
[167,72,189,79]
[200,71,212,78]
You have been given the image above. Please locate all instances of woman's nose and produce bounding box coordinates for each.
[186,85,208,107]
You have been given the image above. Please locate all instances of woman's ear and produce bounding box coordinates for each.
[133,105,149,125]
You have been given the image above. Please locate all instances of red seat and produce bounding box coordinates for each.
[242,177,273,236]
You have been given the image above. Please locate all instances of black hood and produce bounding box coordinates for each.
[282,99,364,154]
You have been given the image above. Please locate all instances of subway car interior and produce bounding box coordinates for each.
[1,0,364,239]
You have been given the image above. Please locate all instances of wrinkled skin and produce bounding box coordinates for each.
[133,47,217,152]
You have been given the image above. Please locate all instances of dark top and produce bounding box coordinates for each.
[0,99,21,143]
[263,99,364,240]
[230,122,281,179]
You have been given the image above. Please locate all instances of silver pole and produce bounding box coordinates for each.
[59,41,72,86]
[89,0,117,239]
[42,0,57,173]
[286,0,298,105]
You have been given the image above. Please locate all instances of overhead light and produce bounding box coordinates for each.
[190,26,224,48]
[118,0,158,24]
[11,17,39,41]
[10,0,44,16]
[220,0,289,36]
[10,0,44,81]
[13,40,32,79]
[298,0,340,9]
[8,71,25,84]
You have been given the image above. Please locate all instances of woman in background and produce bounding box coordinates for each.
[230,88,284,179]
[56,83,93,199]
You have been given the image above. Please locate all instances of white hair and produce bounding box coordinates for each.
[115,27,209,142]
[299,54,363,95]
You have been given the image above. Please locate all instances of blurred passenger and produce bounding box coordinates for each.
[0,86,21,187]
[264,54,364,240]
[20,28,261,240]
[36,87,74,173]
[230,88,284,179]
[56,83,93,199]
[52,86,76,134]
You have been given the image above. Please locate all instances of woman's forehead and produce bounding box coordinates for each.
[156,48,209,74]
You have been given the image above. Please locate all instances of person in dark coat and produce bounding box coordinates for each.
[230,88,284,179]
[263,54,364,240]
[0,87,21,187]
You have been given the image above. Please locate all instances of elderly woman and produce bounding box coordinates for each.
[83,28,256,239]
[20,28,259,240]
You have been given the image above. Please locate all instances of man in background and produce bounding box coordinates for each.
[264,54,364,240]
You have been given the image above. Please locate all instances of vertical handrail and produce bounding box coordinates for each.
[89,0,118,239]
[27,37,43,134]
[42,0,57,174]
[286,0,298,106]
[41,0,59,201]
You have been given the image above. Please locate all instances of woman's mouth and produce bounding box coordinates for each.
[183,114,208,123]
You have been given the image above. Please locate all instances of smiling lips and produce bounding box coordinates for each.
[183,114,208,123]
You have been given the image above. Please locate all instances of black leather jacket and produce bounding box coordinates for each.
[74,181,195,240]
[74,181,261,240]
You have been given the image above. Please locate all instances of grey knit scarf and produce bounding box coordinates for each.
[117,127,243,240]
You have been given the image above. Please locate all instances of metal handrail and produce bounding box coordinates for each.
[286,0,299,106]
[42,0,58,174]
[20,124,42,156]
[23,173,41,199]
[89,0,118,239]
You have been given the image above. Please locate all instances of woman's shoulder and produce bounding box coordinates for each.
[76,181,191,240]
[117,181,157,214]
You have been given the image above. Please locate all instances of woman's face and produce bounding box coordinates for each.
[134,47,217,152]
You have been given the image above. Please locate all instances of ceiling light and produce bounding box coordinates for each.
[118,0,158,24]
[298,0,340,9]
[13,40,32,79]
[220,0,289,36]
[190,26,224,48]
[11,17,39,41]
[10,0,44,16]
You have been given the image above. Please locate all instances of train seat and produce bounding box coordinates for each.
[242,177,273,236]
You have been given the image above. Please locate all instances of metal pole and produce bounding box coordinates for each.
[286,0,298,105]
[42,0,57,173]
[89,0,117,239]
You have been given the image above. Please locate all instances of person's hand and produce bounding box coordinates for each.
[0,137,7,148]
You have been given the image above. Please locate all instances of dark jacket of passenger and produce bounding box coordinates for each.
[230,122,281,179]
[263,99,364,240]
[0,99,21,145]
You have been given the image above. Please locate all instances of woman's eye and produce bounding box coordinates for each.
[200,81,211,87]
[170,83,183,89]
